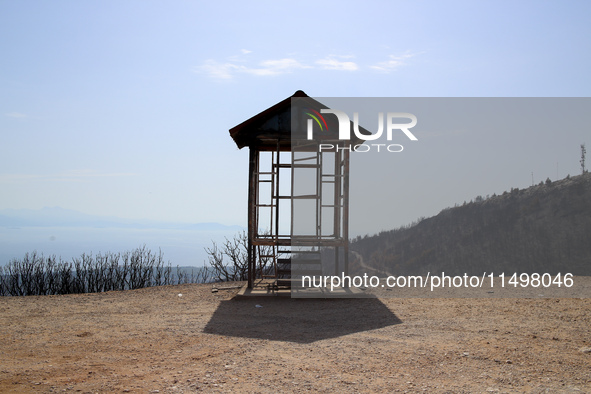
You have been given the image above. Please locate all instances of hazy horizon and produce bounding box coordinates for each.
[0,206,245,267]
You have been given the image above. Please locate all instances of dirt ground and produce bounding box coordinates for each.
[1,280,590,393]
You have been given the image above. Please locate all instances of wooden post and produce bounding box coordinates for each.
[247,148,258,289]
[343,145,350,278]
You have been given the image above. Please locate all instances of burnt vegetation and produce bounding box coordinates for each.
[203,230,276,282]
[350,172,591,277]
[0,230,266,297]
[0,246,212,296]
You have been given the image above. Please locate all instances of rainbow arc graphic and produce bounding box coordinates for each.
[304,108,329,132]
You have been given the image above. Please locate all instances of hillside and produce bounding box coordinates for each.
[351,172,591,277]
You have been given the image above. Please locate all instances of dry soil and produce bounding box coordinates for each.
[1,281,590,393]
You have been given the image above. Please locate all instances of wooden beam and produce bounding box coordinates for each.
[247,148,258,289]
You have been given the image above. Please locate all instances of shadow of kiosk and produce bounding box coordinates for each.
[229,91,368,296]
[204,296,402,343]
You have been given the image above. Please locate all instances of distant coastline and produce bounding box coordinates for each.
[0,208,245,267]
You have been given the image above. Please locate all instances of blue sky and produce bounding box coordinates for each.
[1,0,590,232]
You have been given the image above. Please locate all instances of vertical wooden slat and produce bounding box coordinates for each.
[343,144,350,279]
[247,148,258,289]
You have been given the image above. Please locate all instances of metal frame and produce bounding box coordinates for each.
[246,140,350,289]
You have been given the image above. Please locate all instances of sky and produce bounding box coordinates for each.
[1,0,590,234]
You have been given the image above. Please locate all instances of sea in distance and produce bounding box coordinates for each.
[0,219,244,268]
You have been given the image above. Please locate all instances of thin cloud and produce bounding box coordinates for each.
[370,52,420,73]
[228,49,253,62]
[316,58,359,71]
[198,51,421,79]
[198,58,308,79]
[5,112,27,118]
[0,170,136,183]
[199,60,242,80]
[0,174,40,182]
[243,58,309,76]
[57,170,136,180]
